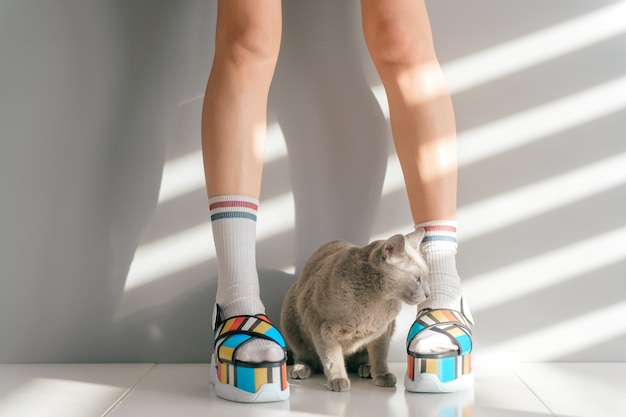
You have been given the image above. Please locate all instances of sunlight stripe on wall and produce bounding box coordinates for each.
[123,192,294,292]
[444,0,626,94]
[464,226,626,313]
[458,75,626,167]
[371,2,626,118]
[477,300,626,361]
[458,152,626,241]
[377,76,626,200]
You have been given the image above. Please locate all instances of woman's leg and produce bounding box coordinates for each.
[361,0,470,356]
[202,0,283,363]
[361,0,456,223]
[203,0,281,198]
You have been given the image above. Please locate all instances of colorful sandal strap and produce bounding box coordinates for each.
[407,308,473,357]
[214,314,287,366]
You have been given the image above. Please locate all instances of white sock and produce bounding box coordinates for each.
[409,220,471,355]
[210,195,283,363]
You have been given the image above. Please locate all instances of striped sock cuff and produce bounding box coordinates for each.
[209,195,259,222]
[415,220,457,244]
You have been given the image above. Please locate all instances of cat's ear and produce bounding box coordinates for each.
[406,228,425,249]
[382,234,405,263]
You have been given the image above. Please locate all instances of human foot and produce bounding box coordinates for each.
[215,304,285,363]
[211,305,289,402]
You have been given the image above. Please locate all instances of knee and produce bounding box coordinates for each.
[215,19,280,68]
[364,17,435,69]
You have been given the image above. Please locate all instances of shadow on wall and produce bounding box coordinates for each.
[0,0,188,361]
[0,0,625,362]
[272,1,390,270]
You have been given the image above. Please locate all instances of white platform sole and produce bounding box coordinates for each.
[404,371,474,393]
[209,357,290,403]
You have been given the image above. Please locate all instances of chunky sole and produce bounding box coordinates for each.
[210,357,290,403]
[405,308,474,394]
[405,371,474,393]
[405,352,474,393]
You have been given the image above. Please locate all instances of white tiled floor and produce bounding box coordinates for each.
[0,361,624,417]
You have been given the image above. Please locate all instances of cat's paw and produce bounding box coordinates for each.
[357,364,371,379]
[373,372,397,387]
[327,377,350,392]
[289,363,312,380]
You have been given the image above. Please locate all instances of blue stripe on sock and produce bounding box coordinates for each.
[210,212,257,222]
[422,235,457,243]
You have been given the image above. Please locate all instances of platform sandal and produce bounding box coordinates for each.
[405,307,474,393]
[210,306,290,402]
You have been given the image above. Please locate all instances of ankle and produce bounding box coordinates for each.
[414,221,463,310]
[215,298,265,322]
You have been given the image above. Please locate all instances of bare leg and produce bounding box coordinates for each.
[361,0,456,224]
[203,0,281,199]
[361,0,467,355]
[202,0,283,363]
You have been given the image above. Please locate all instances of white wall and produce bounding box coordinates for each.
[1,0,625,363]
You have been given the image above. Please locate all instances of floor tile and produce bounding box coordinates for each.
[511,362,626,417]
[10,362,617,417]
[105,363,292,417]
[471,361,554,417]
[108,361,553,417]
[0,364,154,417]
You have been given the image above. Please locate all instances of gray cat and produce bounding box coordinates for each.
[280,229,429,392]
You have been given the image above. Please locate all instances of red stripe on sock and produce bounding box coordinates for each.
[423,225,457,233]
[209,201,258,211]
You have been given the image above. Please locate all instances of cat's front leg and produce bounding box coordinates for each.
[366,322,396,387]
[316,325,350,392]
[289,362,312,379]
[322,346,350,392]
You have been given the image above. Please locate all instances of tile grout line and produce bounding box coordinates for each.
[100,363,158,417]
[509,363,558,417]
